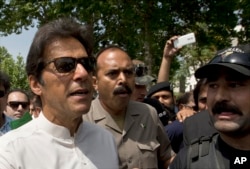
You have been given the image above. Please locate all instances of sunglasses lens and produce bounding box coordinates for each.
[22,103,29,109]
[51,57,95,74]
[54,58,76,73]
[8,102,29,109]
[79,57,95,73]
[9,102,18,109]
[20,103,29,109]
[0,90,5,98]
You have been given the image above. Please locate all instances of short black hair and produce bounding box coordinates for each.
[25,17,94,82]
[7,88,30,103]
[176,91,193,107]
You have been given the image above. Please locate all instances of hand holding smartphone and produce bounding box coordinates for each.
[174,33,196,48]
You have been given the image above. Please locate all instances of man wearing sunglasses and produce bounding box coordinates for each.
[0,71,11,135]
[0,18,118,169]
[170,44,250,169]
[4,89,30,119]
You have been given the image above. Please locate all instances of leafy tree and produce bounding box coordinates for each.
[0,0,249,87]
[237,0,250,44]
[0,47,29,90]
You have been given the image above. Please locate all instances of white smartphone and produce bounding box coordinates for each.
[174,33,196,48]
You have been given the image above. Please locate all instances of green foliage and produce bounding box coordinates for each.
[0,0,249,86]
[0,47,29,90]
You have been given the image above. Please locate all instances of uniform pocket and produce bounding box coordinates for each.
[137,140,160,168]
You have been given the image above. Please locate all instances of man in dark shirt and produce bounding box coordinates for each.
[170,44,250,169]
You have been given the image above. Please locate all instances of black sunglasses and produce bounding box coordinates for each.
[45,57,96,74]
[0,90,5,98]
[134,64,148,77]
[209,52,250,67]
[7,101,30,110]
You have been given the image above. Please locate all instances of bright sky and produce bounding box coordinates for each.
[0,27,37,61]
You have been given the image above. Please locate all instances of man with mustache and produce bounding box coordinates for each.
[83,45,175,169]
[170,44,250,169]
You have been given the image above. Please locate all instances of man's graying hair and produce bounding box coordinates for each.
[25,17,94,83]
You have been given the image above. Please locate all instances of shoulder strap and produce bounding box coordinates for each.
[187,133,222,169]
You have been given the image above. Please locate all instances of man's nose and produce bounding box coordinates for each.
[73,63,89,80]
[17,104,24,110]
[214,86,230,102]
[118,72,127,83]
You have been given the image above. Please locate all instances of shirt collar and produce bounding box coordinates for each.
[36,112,77,139]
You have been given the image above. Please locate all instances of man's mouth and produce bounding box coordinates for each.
[70,89,89,96]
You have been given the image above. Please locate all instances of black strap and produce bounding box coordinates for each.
[190,138,199,160]
[188,133,220,169]
[189,135,212,160]
[200,135,212,157]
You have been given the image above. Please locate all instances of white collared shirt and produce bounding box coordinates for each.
[0,112,118,169]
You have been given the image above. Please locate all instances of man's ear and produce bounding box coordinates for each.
[92,76,98,91]
[29,75,42,96]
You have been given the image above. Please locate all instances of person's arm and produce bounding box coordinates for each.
[176,107,197,122]
[157,36,181,82]
[164,155,176,169]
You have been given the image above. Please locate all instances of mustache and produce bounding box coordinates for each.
[212,101,242,115]
[113,85,132,95]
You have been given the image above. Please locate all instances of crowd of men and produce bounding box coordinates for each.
[0,17,249,169]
